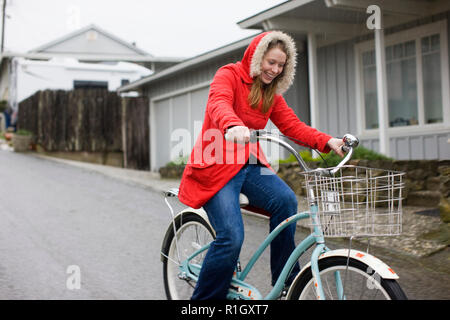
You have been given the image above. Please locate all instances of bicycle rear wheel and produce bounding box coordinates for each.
[288,257,407,300]
[162,213,215,300]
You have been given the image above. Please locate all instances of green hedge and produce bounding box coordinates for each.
[279,146,392,167]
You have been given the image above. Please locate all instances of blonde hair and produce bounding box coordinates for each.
[248,40,288,113]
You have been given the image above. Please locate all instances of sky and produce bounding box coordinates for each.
[2,0,287,59]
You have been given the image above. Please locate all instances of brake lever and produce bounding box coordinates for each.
[328,134,360,175]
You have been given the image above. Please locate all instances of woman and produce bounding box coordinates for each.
[178,31,344,300]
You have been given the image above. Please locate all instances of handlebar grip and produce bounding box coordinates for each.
[341,145,349,153]
[225,128,253,144]
[342,134,359,152]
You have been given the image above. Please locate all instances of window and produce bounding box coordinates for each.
[387,40,418,127]
[421,34,443,124]
[362,51,378,129]
[358,22,448,131]
[73,80,108,90]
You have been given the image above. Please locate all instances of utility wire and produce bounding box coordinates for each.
[1,0,6,53]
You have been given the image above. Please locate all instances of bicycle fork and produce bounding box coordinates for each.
[309,192,346,300]
[310,244,347,300]
[309,201,327,300]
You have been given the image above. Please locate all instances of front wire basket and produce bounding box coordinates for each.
[303,165,405,238]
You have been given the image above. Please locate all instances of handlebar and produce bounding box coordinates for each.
[249,130,359,176]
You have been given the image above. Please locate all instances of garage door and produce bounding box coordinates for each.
[151,86,285,171]
[151,86,209,170]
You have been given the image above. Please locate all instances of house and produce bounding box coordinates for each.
[118,0,450,171]
[0,24,183,112]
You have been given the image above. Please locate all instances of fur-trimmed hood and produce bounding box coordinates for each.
[236,31,297,94]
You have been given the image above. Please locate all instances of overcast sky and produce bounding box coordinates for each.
[3,0,286,59]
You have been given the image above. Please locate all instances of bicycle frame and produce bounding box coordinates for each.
[172,131,360,300]
[177,199,344,300]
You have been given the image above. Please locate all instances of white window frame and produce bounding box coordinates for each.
[354,20,450,139]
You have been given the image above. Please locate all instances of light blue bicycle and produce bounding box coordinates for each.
[161,130,408,300]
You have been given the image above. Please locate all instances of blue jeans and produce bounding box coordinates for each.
[191,164,301,300]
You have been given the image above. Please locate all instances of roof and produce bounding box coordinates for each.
[14,57,153,74]
[118,0,450,91]
[237,0,314,29]
[117,34,257,92]
[238,0,450,40]
[29,24,152,57]
[0,24,184,71]
[0,51,181,63]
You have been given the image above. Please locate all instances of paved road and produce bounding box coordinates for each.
[0,150,170,299]
[0,150,448,299]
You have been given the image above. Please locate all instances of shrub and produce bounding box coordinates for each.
[319,145,392,167]
[166,155,189,167]
[15,129,33,136]
[278,150,321,164]
[279,146,392,167]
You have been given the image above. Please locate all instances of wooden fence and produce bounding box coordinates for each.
[122,96,149,170]
[17,89,149,170]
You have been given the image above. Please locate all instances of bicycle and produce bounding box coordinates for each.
[160,130,408,300]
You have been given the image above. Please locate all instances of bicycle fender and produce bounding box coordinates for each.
[160,207,215,262]
[286,249,399,299]
[318,249,399,279]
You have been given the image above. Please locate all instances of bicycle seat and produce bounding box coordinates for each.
[164,188,270,217]
[165,188,249,206]
[239,193,249,207]
[240,193,271,217]
[164,188,179,197]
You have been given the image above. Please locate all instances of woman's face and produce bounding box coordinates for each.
[259,47,287,85]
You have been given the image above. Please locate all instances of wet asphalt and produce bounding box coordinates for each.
[0,150,448,299]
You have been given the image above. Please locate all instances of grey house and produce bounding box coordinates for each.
[119,0,450,171]
[0,24,183,109]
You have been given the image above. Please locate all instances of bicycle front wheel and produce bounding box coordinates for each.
[162,213,215,300]
[288,257,407,300]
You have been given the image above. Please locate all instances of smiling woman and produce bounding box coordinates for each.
[248,41,288,113]
[260,47,286,84]
[175,30,345,300]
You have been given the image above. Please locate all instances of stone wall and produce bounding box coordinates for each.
[159,164,186,179]
[276,159,450,222]
[277,160,449,205]
[159,159,450,219]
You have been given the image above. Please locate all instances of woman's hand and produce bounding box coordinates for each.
[225,126,250,144]
[327,138,345,157]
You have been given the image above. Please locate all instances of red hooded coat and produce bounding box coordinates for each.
[178,31,332,209]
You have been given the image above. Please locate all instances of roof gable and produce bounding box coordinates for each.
[28,24,152,57]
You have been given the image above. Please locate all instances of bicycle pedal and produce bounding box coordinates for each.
[276,289,288,300]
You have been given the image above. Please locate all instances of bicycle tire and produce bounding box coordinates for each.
[288,256,407,300]
[162,213,215,300]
